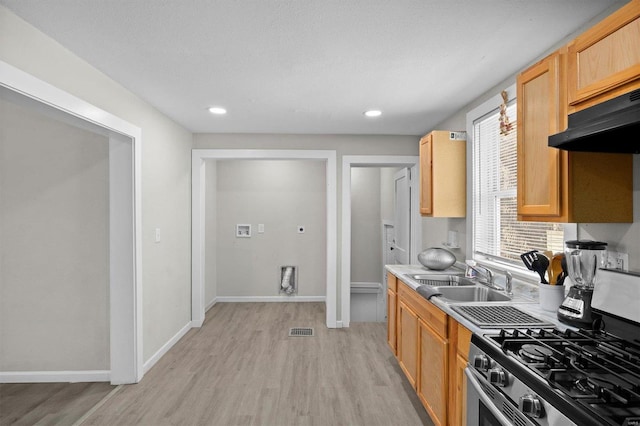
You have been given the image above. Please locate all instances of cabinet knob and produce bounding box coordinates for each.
[519,394,544,419]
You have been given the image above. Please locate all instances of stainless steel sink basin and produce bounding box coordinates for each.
[405,274,475,287]
[433,286,512,302]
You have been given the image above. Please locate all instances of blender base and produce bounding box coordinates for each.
[557,286,595,328]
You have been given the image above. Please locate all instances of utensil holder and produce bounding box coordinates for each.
[538,283,565,312]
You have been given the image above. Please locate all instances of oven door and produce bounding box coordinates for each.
[465,367,541,426]
[466,367,511,426]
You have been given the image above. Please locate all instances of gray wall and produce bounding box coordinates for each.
[0,98,109,370]
[214,160,326,297]
[350,167,399,284]
[1,6,193,363]
[351,168,382,284]
[194,134,419,319]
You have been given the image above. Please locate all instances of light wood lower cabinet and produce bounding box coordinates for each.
[452,353,468,426]
[450,321,472,426]
[398,300,419,389]
[387,289,397,354]
[395,280,450,424]
[389,275,472,426]
[387,273,398,355]
[419,318,448,426]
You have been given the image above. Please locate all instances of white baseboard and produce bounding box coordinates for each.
[336,320,344,328]
[215,296,326,303]
[0,370,110,383]
[205,297,218,312]
[143,321,193,374]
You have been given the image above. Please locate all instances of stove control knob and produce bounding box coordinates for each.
[473,354,491,371]
[488,368,508,387]
[519,394,544,419]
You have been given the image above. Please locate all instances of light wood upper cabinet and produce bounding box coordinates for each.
[567,0,640,111]
[419,130,466,218]
[517,51,563,218]
[517,50,634,223]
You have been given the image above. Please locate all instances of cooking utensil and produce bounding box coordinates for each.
[557,254,568,286]
[550,253,563,285]
[543,250,554,284]
[532,253,549,284]
[520,250,538,271]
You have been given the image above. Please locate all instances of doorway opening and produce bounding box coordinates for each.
[0,61,142,384]
[341,156,421,327]
[191,150,337,328]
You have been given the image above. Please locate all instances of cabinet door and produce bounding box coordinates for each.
[398,301,419,389]
[387,288,397,355]
[568,0,640,108]
[517,52,562,218]
[453,352,468,426]
[419,134,433,215]
[418,319,448,426]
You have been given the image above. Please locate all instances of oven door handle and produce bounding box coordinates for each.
[465,367,513,426]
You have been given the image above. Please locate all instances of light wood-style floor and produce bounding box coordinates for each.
[0,382,114,425]
[4,303,433,426]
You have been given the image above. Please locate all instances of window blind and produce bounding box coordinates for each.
[472,102,563,266]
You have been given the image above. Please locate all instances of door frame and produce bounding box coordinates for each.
[341,156,421,327]
[191,149,338,328]
[0,60,143,384]
[392,167,411,265]
[381,220,395,321]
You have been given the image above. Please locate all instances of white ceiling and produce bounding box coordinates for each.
[0,0,627,135]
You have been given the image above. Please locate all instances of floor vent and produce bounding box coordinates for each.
[289,327,314,337]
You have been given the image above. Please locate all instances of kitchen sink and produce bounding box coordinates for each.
[433,286,512,302]
[405,274,475,287]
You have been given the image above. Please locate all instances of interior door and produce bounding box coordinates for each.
[393,168,411,264]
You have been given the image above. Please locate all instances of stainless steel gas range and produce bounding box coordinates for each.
[465,269,640,426]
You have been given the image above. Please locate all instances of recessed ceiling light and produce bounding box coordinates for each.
[364,110,382,117]
[208,107,227,115]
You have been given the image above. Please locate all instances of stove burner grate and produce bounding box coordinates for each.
[519,343,554,362]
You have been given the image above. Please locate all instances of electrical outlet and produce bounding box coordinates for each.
[606,251,628,271]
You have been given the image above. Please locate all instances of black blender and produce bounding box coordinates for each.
[557,240,607,327]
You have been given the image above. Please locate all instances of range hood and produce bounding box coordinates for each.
[548,88,640,154]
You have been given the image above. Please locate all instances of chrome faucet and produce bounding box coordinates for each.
[466,262,513,294]
[505,271,513,295]
[466,263,495,288]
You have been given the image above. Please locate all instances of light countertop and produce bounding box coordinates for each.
[385,263,576,335]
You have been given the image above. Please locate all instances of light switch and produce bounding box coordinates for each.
[258,224,265,233]
[155,228,161,243]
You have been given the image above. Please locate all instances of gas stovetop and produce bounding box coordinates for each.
[479,327,640,425]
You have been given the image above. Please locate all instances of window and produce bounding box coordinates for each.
[469,88,567,268]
